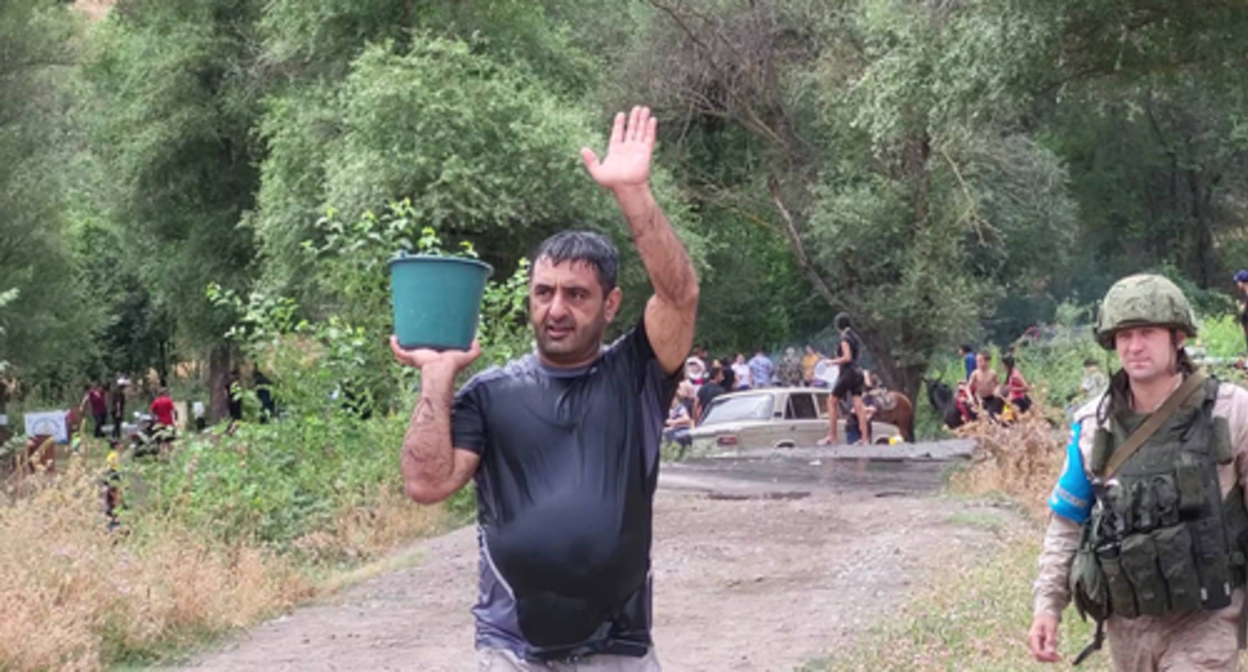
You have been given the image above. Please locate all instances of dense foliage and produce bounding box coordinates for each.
[3,0,1248,402]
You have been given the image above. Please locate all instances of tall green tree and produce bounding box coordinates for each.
[85,0,265,408]
[253,37,612,295]
[252,0,622,299]
[945,0,1248,300]
[621,0,1077,398]
[0,0,96,385]
[253,6,705,333]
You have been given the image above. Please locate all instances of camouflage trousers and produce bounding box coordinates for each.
[1106,592,1241,671]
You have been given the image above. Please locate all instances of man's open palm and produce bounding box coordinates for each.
[581,106,656,191]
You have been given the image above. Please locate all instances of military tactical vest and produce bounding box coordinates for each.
[1071,378,1248,632]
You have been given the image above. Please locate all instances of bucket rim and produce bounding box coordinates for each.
[387,252,494,274]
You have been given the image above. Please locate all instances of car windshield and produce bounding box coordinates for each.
[701,394,773,426]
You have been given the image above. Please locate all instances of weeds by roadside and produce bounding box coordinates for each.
[0,408,450,671]
[800,532,1112,672]
[804,403,1110,671]
[947,406,1066,520]
[0,458,310,671]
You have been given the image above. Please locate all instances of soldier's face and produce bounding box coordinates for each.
[1115,326,1182,383]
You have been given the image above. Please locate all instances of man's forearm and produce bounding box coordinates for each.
[614,185,698,307]
[1033,514,1080,619]
[401,366,457,501]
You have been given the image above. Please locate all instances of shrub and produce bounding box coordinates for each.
[1199,314,1244,360]
[0,458,311,671]
[134,409,444,562]
[948,404,1065,521]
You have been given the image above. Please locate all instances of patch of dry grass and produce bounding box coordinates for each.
[0,455,444,671]
[947,406,1066,520]
[291,483,445,565]
[0,459,310,670]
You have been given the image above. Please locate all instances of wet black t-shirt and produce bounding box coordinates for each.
[451,320,677,660]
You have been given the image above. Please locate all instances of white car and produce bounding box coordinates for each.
[686,387,901,453]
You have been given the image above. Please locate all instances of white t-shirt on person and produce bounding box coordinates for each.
[732,363,751,389]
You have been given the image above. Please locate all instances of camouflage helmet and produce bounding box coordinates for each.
[1094,274,1197,349]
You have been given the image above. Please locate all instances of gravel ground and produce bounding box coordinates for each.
[175,445,1020,672]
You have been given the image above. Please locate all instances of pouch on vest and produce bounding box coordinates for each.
[1153,474,1180,528]
[1097,545,1138,619]
[1223,484,1248,569]
[1120,534,1167,616]
[1177,454,1206,515]
[1153,525,1202,612]
[1106,481,1133,539]
[1071,524,1110,622]
[1191,516,1235,610]
[1132,480,1158,533]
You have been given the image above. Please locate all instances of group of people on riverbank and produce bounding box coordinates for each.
[946,344,1034,427]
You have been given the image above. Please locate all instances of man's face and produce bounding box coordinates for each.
[1114,326,1181,383]
[529,257,620,367]
[976,354,988,370]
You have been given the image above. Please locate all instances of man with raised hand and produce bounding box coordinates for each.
[391,106,697,670]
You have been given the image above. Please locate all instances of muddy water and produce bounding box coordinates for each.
[661,438,974,497]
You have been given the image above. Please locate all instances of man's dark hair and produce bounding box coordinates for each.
[531,230,619,294]
[709,365,723,381]
[959,344,973,355]
[835,313,852,331]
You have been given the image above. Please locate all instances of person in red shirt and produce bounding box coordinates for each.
[80,381,109,437]
[149,388,177,454]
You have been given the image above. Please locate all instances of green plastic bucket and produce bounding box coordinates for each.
[388,253,494,351]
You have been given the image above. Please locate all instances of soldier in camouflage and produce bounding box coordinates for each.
[1029,274,1248,671]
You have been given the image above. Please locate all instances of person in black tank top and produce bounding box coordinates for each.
[827,313,870,445]
[390,106,698,670]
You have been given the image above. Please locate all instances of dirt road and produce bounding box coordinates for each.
[178,441,1024,672]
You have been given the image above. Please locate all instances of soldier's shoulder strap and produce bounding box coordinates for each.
[1102,372,1207,478]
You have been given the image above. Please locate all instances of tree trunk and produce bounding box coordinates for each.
[860,325,925,407]
[1186,167,1217,288]
[208,343,233,423]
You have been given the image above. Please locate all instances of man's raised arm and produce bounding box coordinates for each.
[581,106,698,375]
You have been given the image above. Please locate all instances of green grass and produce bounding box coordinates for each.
[945,510,1006,532]
[801,533,1114,672]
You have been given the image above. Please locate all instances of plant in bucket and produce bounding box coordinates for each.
[389,228,494,351]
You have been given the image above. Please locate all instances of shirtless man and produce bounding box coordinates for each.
[968,351,1003,417]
